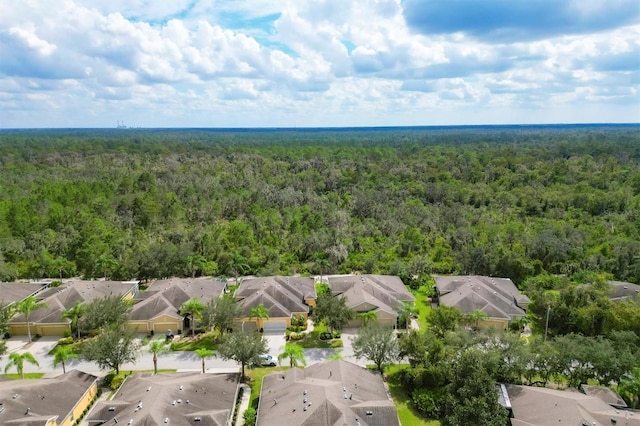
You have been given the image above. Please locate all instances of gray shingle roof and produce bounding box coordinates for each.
[86,372,239,426]
[9,280,138,324]
[506,384,640,426]
[0,370,98,425]
[257,360,399,426]
[130,278,226,321]
[235,276,314,318]
[435,275,527,320]
[327,275,415,317]
[0,282,47,307]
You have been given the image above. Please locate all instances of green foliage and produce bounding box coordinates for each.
[81,324,140,374]
[217,331,268,379]
[15,296,49,342]
[169,335,217,351]
[52,344,78,374]
[243,407,257,426]
[180,297,206,336]
[278,343,306,367]
[313,292,355,332]
[352,324,399,372]
[202,294,240,337]
[442,349,508,426]
[4,351,39,379]
[1,127,637,285]
[426,305,462,338]
[79,295,132,335]
[61,301,86,339]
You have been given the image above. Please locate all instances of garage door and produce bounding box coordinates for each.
[262,320,287,332]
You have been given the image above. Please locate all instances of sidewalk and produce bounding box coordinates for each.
[235,383,252,426]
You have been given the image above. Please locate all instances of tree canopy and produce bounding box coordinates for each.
[0,126,637,286]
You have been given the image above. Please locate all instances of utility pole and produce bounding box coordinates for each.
[544,305,551,341]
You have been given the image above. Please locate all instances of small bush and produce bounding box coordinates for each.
[243,407,257,426]
[330,339,343,348]
[110,374,126,391]
[102,371,116,388]
[63,329,72,338]
[58,336,74,345]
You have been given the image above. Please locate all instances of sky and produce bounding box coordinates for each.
[0,0,638,128]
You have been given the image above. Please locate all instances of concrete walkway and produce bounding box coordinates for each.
[235,383,252,426]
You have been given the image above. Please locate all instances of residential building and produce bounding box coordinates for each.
[503,384,640,425]
[234,276,316,332]
[0,369,99,426]
[258,360,400,426]
[8,280,139,337]
[86,372,239,426]
[434,275,528,330]
[0,281,50,308]
[128,277,227,334]
[327,275,415,327]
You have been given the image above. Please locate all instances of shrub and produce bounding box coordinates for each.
[330,339,343,348]
[102,371,116,388]
[411,387,446,418]
[63,329,72,338]
[243,407,257,426]
[58,336,74,345]
[288,332,304,341]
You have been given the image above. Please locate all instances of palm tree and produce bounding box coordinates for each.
[466,309,489,329]
[226,252,249,285]
[195,348,214,374]
[15,296,49,342]
[52,345,77,374]
[249,304,269,330]
[149,340,169,374]
[278,343,306,367]
[180,298,205,336]
[396,302,418,329]
[356,310,377,327]
[61,301,86,339]
[315,255,331,285]
[185,254,207,278]
[4,352,39,379]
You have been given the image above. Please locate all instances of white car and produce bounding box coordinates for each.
[260,354,277,367]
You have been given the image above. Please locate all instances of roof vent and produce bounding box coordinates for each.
[164,418,169,424]
[171,401,177,406]
[128,420,133,425]
[108,407,116,411]
[179,385,183,390]
[366,411,373,415]
[194,417,202,422]
[147,387,151,392]
[12,394,19,399]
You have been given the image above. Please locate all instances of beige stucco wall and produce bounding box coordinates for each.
[477,317,509,330]
[60,378,98,426]
[9,322,68,337]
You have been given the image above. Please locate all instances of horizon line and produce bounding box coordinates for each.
[1,122,639,131]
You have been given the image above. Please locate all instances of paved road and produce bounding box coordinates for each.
[3,330,366,377]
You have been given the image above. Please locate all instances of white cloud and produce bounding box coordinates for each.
[0,0,638,127]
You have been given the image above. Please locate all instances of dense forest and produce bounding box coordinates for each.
[0,125,639,287]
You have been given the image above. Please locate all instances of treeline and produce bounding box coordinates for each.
[0,126,639,284]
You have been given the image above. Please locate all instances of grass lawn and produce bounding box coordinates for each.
[386,365,440,426]
[3,373,46,379]
[293,323,343,349]
[169,333,218,351]
[410,286,433,331]
[245,366,288,410]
